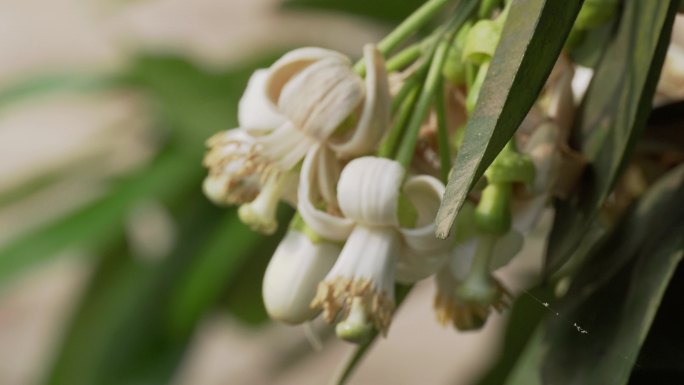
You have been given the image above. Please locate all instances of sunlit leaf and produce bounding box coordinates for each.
[436,0,583,238]
[545,0,678,274]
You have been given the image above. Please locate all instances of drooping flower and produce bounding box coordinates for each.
[203,45,390,235]
[434,202,523,330]
[303,155,450,342]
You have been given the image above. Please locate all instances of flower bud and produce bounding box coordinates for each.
[262,228,339,324]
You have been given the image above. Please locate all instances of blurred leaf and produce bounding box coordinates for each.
[436,0,583,238]
[0,54,268,286]
[541,164,684,385]
[0,73,116,111]
[43,53,285,385]
[568,20,616,68]
[46,194,223,385]
[0,148,198,286]
[333,284,412,385]
[282,0,426,24]
[545,0,678,274]
[170,206,291,333]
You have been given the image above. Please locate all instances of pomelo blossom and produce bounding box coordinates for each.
[301,155,451,342]
[434,204,523,330]
[203,44,390,235]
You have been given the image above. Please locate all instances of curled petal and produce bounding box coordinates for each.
[329,45,391,157]
[396,175,451,283]
[257,121,317,171]
[337,157,404,226]
[262,229,339,324]
[316,142,342,208]
[278,59,364,141]
[298,146,354,241]
[266,47,350,104]
[238,69,286,133]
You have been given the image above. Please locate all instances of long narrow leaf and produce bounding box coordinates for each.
[436,0,583,238]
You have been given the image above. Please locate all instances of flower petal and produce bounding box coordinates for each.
[316,142,342,208]
[337,156,404,226]
[257,121,316,171]
[262,229,340,324]
[278,58,364,142]
[297,146,354,241]
[447,230,524,281]
[325,225,398,298]
[396,175,451,283]
[265,47,350,105]
[329,45,390,157]
[238,69,286,132]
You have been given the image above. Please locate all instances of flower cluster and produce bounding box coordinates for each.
[202,7,585,343]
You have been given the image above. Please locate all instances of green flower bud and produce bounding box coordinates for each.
[442,21,473,85]
[463,19,502,65]
[485,152,536,185]
[574,0,619,30]
[475,183,512,235]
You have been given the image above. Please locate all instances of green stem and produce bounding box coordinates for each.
[354,0,458,73]
[395,40,450,169]
[386,44,422,72]
[435,78,451,183]
[395,0,478,169]
[379,86,420,158]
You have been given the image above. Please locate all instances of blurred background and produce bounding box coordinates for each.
[0,1,681,384]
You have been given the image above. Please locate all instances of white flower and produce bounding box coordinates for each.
[203,45,390,234]
[305,156,450,341]
[262,221,340,324]
[202,129,264,206]
[434,227,523,330]
[258,45,390,170]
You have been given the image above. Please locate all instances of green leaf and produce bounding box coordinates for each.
[170,206,291,333]
[545,0,678,274]
[541,164,684,385]
[436,0,584,238]
[0,148,199,286]
[281,0,426,24]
